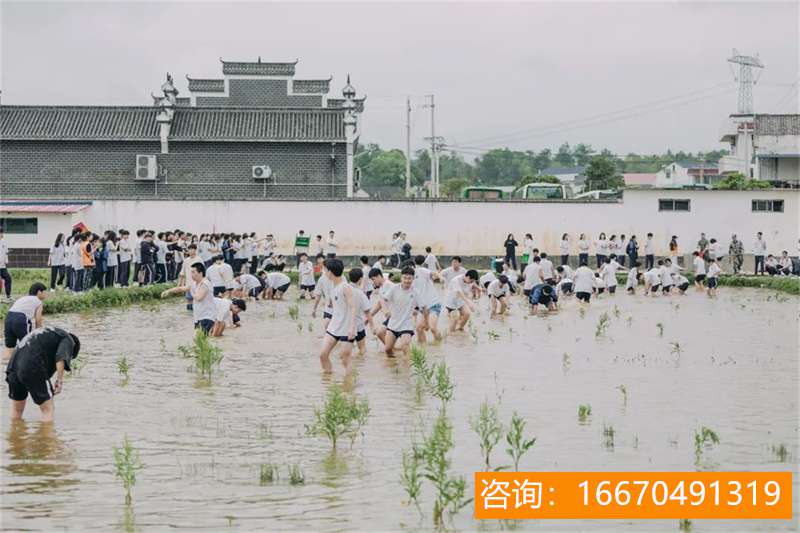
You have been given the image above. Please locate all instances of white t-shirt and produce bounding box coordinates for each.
[601,261,621,287]
[479,271,497,287]
[644,268,661,286]
[133,238,142,263]
[487,279,508,298]
[673,274,689,286]
[0,240,8,268]
[220,263,235,288]
[49,244,66,267]
[439,266,464,287]
[106,241,118,267]
[522,263,542,290]
[383,283,419,332]
[693,256,706,275]
[540,258,555,280]
[314,275,334,311]
[660,265,673,286]
[327,282,355,337]
[267,272,291,289]
[237,274,262,292]
[424,253,438,271]
[559,240,570,255]
[298,260,315,286]
[198,241,213,262]
[118,238,133,263]
[413,266,440,308]
[372,261,384,273]
[181,256,203,285]
[596,239,609,255]
[326,238,338,255]
[559,264,574,280]
[192,279,216,322]
[708,263,722,279]
[215,297,233,324]
[644,239,655,255]
[626,268,638,289]
[556,277,573,293]
[351,285,372,333]
[9,295,42,320]
[445,275,472,309]
[577,239,590,253]
[206,264,225,287]
[573,266,595,293]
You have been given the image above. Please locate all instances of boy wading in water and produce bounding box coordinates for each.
[319,259,357,374]
[6,327,80,422]
[445,269,479,332]
[382,267,420,357]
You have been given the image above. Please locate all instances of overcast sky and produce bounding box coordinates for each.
[2,1,797,159]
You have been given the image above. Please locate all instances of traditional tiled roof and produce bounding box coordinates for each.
[327,98,365,113]
[755,114,800,136]
[674,161,717,170]
[187,77,225,92]
[0,106,345,142]
[0,201,92,213]
[220,58,297,76]
[293,79,331,94]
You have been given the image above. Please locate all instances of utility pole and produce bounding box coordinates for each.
[424,94,441,197]
[405,97,412,197]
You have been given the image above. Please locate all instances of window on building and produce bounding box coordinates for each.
[658,199,690,212]
[752,200,784,213]
[0,217,38,234]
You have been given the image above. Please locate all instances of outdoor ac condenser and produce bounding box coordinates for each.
[135,155,158,180]
[252,165,273,180]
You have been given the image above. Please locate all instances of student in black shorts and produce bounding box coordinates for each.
[6,327,80,422]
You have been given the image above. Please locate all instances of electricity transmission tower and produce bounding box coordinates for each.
[727,49,764,114]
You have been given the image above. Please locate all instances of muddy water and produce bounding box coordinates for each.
[1,287,798,531]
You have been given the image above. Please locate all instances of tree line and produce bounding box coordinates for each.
[355,142,729,195]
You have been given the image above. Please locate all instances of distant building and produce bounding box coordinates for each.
[623,173,657,188]
[0,57,365,200]
[654,161,720,188]
[539,166,586,194]
[719,114,799,183]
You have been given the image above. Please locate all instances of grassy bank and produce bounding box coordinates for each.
[0,282,179,321]
[610,272,799,295]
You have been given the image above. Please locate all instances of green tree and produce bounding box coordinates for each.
[411,149,432,185]
[532,149,552,172]
[554,143,575,166]
[572,143,595,166]
[475,148,535,185]
[714,172,771,190]
[439,152,475,181]
[584,155,625,191]
[516,174,560,188]
[360,148,408,187]
[440,177,472,198]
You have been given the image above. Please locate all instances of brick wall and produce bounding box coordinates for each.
[0,140,348,199]
[8,248,49,268]
[195,79,322,107]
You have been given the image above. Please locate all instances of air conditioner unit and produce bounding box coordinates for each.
[252,165,273,180]
[135,155,158,180]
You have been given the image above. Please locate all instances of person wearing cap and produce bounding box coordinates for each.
[5,326,80,422]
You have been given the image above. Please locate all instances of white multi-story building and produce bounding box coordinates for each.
[654,161,720,188]
[719,114,800,183]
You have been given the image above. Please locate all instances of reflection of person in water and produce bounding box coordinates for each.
[5,327,80,422]
[6,419,76,482]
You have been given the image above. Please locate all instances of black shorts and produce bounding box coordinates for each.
[388,328,415,338]
[523,289,532,297]
[355,330,366,342]
[4,311,31,349]
[213,286,227,296]
[365,290,373,299]
[678,282,690,292]
[545,278,556,286]
[194,319,214,333]
[608,285,617,294]
[248,287,262,298]
[695,274,706,282]
[662,284,672,293]
[326,331,354,343]
[650,284,660,293]
[483,281,491,289]
[300,284,315,291]
[707,278,718,288]
[576,291,591,303]
[6,366,51,405]
[560,282,573,294]
[274,283,290,294]
[323,311,332,320]
[597,287,606,294]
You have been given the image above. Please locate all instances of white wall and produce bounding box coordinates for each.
[5,189,798,256]
[655,164,693,188]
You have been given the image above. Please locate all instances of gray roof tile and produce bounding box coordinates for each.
[755,114,800,135]
[220,58,297,76]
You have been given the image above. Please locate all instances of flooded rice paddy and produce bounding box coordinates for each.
[1,287,798,531]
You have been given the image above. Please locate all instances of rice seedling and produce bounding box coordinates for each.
[113,437,143,504]
[418,412,471,526]
[617,385,627,405]
[288,304,299,321]
[694,426,720,465]
[116,357,130,384]
[595,312,610,338]
[670,342,683,357]
[307,322,313,332]
[401,448,422,509]
[505,411,536,471]
[469,399,503,470]
[626,316,633,327]
[288,464,305,485]
[431,362,455,406]
[257,423,272,440]
[410,344,434,388]
[468,323,479,343]
[679,518,693,531]
[159,337,166,352]
[562,352,570,373]
[306,384,370,449]
[179,329,224,377]
[259,463,278,485]
[612,305,620,318]
[487,330,501,340]
[68,356,86,377]
[296,322,303,334]
[578,307,586,319]
[603,423,615,449]
[656,322,664,337]
[508,327,515,339]
[577,404,592,423]
[771,443,790,462]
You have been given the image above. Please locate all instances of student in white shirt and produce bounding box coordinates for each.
[692,251,706,290]
[502,261,519,293]
[555,266,574,295]
[423,247,440,272]
[599,255,627,295]
[445,270,479,333]
[347,268,373,355]
[595,232,609,268]
[644,233,655,270]
[413,255,442,343]
[539,253,555,283]
[659,259,675,295]
[189,263,217,334]
[372,255,386,273]
[312,261,335,330]
[298,253,316,299]
[573,263,595,304]
[625,262,641,294]
[359,256,375,297]
[644,265,662,296]
[319,259,357,374]
[706,258,722,298]
[0,231,10,301]
[522,256,543,296]
[487,275,510,317]
[672,273,690,294]
[367,267,394,344]
[210,297,247,337]
[48,234,67,291]
[266,272,291,300]
[753,232,767,275]
[234,272,264,300]
[522,233,535,268]
[439,257,465,287]
[382,267,420,357]
[117,230,133,287]
[559,234,570,266]
[325,230,338,258]
[310,235,324,258]
[205,256,228,297]
[3,282,46,360]
[577,233,590,267]
[479,270,498,292]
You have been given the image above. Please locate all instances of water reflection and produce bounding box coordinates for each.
[3,420,78,494]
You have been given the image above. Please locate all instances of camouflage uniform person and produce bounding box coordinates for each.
[728,234,744,274]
